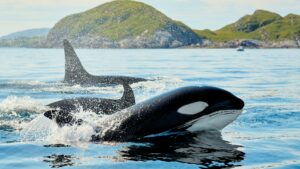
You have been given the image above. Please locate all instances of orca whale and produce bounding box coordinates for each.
[63,40,147,85]
[45,83,135,126]
[44,86,244,141]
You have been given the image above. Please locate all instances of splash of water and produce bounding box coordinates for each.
[0,96,47,113]
[20,107,111,148]
[0,96,48,130]
[42,76,181,96]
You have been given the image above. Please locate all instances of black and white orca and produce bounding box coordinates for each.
[63,40,147,85]
[44,86,244,141]
[44,83,135,126]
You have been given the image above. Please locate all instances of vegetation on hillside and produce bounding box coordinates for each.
[48,0,168,41]
[46,0,201,48]
[194,10,300,42]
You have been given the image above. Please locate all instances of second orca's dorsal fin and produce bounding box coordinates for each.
[121,83,135,106]
[63,39,90,83]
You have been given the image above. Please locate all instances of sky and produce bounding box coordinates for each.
[0,0,299,36]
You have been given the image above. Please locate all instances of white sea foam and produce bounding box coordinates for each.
[132,76,182,101]
[20,107,110,148]
[39,84,124,96]
[0,96,48,130]
[6,80,49,86]
[19,104,136,148]
[0,96,47,113]
[36,76,182,96]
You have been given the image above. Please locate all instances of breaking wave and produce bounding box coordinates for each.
[0,96,48,131]
[19,107,122,148]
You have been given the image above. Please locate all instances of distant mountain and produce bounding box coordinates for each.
[0,28,49,48]
[0,28,50,40]
[194,10,300,43]
[1,7,299,48]
[0,37,46,48]
[46,0,202,48]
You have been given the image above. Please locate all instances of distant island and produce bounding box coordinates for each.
[194,10,300,48]
[0,28,49,48]
[0,0,299,48]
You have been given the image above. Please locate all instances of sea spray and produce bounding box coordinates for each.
[38,76,181,96]
[0,96,47,114]
[20,115,55,142]
[0,96,47,130]
[20,107,114,148]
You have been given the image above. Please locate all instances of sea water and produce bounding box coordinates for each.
[0,48,299,169]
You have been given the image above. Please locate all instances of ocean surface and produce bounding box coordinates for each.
[0,48,299,169]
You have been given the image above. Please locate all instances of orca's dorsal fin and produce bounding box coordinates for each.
[121,83,135,106]
[63,39,90,83]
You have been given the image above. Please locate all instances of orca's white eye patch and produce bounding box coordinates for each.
[177,101,208,115]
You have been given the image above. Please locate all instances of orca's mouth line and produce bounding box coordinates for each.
[205,100,244,113]
[178,109,243,130]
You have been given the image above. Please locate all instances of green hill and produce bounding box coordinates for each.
[221,10,282,33]
[252,14,300,40]
[195,10,300,42]
[46,0,202,48]
[193,29,216,40]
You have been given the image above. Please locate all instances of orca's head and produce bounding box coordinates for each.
[44,110,83,127]
[172,86,244,131]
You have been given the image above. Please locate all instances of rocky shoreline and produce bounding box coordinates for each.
[189,39,300,49]
[1,38,299,49]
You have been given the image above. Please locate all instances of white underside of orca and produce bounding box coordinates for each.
[184,110,242,132]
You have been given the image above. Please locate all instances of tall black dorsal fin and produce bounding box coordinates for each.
[63,39,90,83]
[121,83,135,106]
